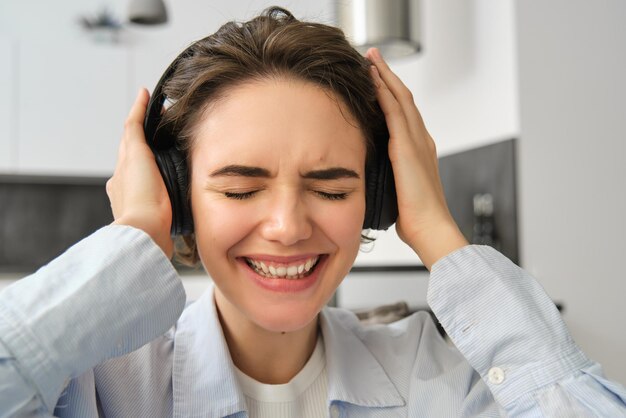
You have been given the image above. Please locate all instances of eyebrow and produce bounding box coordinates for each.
[302,167,360,180]
[210,165,271,178]
[208,165,360,180]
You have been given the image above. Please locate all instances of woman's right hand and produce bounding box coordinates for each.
[106,88,174,258]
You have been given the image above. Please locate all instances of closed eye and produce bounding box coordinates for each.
[315,191,348,201]
[224,191,258,200]
[223,190,349,200]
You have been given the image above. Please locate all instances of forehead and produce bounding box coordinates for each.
[190,78,367,170]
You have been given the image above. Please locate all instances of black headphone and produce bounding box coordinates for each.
[144,44,398,237]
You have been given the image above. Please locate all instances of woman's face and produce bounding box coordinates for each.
[189,78,366,333]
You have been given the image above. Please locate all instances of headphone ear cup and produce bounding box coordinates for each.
[375,155,398,230]
[153,148,194,236]
[363,139,398,231]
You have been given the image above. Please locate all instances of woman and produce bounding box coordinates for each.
[1,7,625,417]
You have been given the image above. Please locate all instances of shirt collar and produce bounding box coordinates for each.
[172,285,405,417]
[172,284,247,418]
[320,307,406,409]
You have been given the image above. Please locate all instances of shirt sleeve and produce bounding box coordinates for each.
[0,225,186,417]
[427,245,626,416]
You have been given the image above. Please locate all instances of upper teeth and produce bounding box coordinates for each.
[246,256,319,279]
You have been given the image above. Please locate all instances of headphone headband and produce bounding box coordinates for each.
[144,40,397,236]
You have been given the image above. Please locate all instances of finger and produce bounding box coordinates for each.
[366,48,404,94]
[123,88,150,146]
[366,48,414,107]
[105,177,120,219]
[366,48,426,129]
[370,65,412,145]
[105,178,113,199]
[367,49,438,154]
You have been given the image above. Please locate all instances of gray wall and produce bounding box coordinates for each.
[516,0,626,384]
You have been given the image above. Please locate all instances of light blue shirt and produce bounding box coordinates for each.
[0,225,625,417]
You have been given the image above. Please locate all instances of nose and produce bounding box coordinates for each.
[259,190,313,246]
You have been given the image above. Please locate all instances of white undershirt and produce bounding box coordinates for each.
[234,336,328,418]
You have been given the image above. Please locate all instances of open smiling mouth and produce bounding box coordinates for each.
[244,255,323,280]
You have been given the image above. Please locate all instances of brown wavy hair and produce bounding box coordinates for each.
[161,6,385,266]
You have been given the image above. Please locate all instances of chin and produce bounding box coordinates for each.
[248,300,322,334]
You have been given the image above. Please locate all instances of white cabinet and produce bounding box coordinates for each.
[0,37,16,172]
[17,41,129,176]
[338,270,430,310]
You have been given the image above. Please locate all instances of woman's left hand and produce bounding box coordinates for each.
[366,48,468,270]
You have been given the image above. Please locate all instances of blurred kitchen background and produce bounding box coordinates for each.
[0,0,624,384]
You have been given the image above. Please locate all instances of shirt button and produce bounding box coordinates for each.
[488,367,505,384]
[330,404,340,418]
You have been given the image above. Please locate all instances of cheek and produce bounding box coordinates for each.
[314,197,366,252]
[191,197,255,261]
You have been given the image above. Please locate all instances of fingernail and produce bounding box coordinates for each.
[370,66,382,88]
[370,65,380,79]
